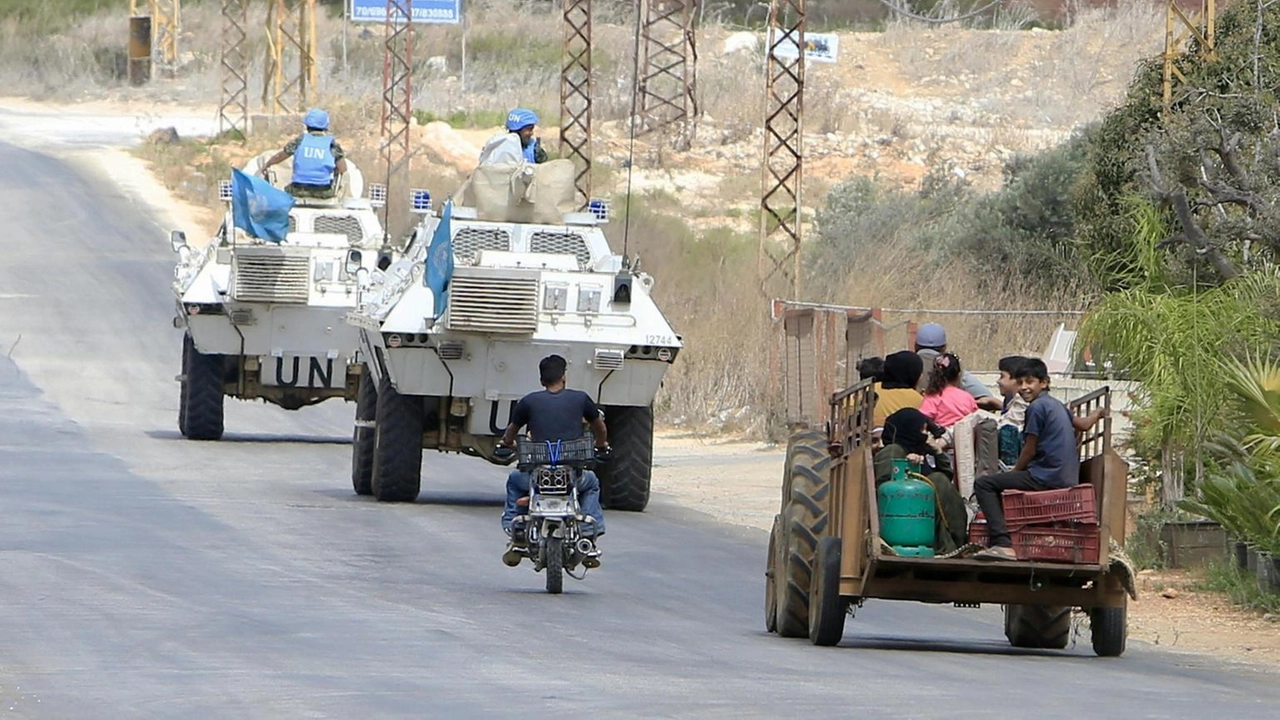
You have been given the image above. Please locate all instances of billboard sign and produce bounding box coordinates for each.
[767,29,839,64]
[349,0,462,25]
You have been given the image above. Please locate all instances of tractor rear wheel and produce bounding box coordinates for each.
[774,430,832,638]
[1004,604,1072,649]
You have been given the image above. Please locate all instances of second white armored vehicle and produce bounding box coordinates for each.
[171,155,390,440]
[346,160,681,511]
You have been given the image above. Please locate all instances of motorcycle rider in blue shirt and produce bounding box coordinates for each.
[260,108,349,199]
[498,354,607,567]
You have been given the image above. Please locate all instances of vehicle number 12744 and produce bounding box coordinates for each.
[645,335,674,345]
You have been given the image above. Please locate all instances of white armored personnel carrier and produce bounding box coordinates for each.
[346,159,681,511]
[170,155,392,440]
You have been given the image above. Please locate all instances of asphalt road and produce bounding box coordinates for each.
[0,138,1277,719]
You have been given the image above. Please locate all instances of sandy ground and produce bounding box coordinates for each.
[3,93,1276,672]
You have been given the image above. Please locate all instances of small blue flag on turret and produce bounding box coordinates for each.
[230,168,295,243]
[425,200,455,319]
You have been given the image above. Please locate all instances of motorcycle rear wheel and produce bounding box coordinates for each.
[545,536,564,594]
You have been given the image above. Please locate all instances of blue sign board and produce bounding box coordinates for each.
[349,0,462,25]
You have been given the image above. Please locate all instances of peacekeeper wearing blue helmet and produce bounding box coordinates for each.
[506,107,547,164]
[260,108,349,199]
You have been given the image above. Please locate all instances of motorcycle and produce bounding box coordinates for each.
[496,437,606,594]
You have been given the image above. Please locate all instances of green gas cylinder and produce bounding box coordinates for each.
[878,458,937,556]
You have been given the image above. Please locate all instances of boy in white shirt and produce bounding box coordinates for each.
[996,356,1029,468]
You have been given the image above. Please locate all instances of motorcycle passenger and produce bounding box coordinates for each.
[260,108,348,199]
[499,354,609,565]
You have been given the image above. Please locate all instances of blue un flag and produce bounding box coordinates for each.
[230,168,295,243]
[425,200,454,320]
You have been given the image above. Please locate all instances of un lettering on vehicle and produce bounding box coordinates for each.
[261,356,343,388]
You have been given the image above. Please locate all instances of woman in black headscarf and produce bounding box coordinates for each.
[874,407,969,553]
[873,351,925,431]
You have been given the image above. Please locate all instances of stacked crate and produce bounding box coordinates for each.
[968,484,1100,563]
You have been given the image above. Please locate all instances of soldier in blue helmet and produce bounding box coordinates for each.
[505,107,547,164]
[260,108,349,199]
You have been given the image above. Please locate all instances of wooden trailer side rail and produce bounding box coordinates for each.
[826,380,1128,606]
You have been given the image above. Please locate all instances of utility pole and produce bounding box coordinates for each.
[381,0,414,241]
[1162,0,1216,114]
[263,0,318,115]
[217,0,250,137]
[561,0,593,206]
[637,0,698,149]
[758,0,805,299]
[128,0,181,81]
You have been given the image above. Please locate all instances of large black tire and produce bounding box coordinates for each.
[351,370,376,496]
[775,430,832,638]
[180,333,225,441]
[370,374,424,502]
[545,536,564,594]
[177,335,189,437]
[597,405,654,512]
[1090,605,1127,657]
[765,514,782,633]
[1004,604,1072,650]
[809,536,846,646]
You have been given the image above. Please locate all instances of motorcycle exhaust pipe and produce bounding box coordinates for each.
[575,538,595,556]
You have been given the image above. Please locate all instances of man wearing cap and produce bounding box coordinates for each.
[260,108,348,199]
[498,354,609,567]
[915,322,1003,412]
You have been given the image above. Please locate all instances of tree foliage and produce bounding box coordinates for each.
[1074,1,1280,291]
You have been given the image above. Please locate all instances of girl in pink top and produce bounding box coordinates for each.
[920,352,978,428]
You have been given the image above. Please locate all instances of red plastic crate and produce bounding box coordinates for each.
[1012,523,1101,564]
[1002,484,1098,528]
[968,518,989,546]
[967,519,1100,564]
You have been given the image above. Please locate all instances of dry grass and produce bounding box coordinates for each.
[102,1,1132,435]
[882,2,1163,127]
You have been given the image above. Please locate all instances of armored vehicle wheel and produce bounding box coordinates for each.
[545,536,564,594]
[180,333,225,441]
[775,430,832,638]
[370,375,423,502]
[1090,605,1127,657]
[351,370,376,496]
[177,336,189,437]
[1004,604,1072,650]
[597,405,653,512]
[809,536,846,646]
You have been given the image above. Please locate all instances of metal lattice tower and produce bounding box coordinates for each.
[263,0,317,115]
[381,0,414,241]
[218,0,250,136]
[129,0,181,78]
[637,0,697,146]
[1162,0,1216,114]
[561,0,593,205]
[759,0,805,299]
